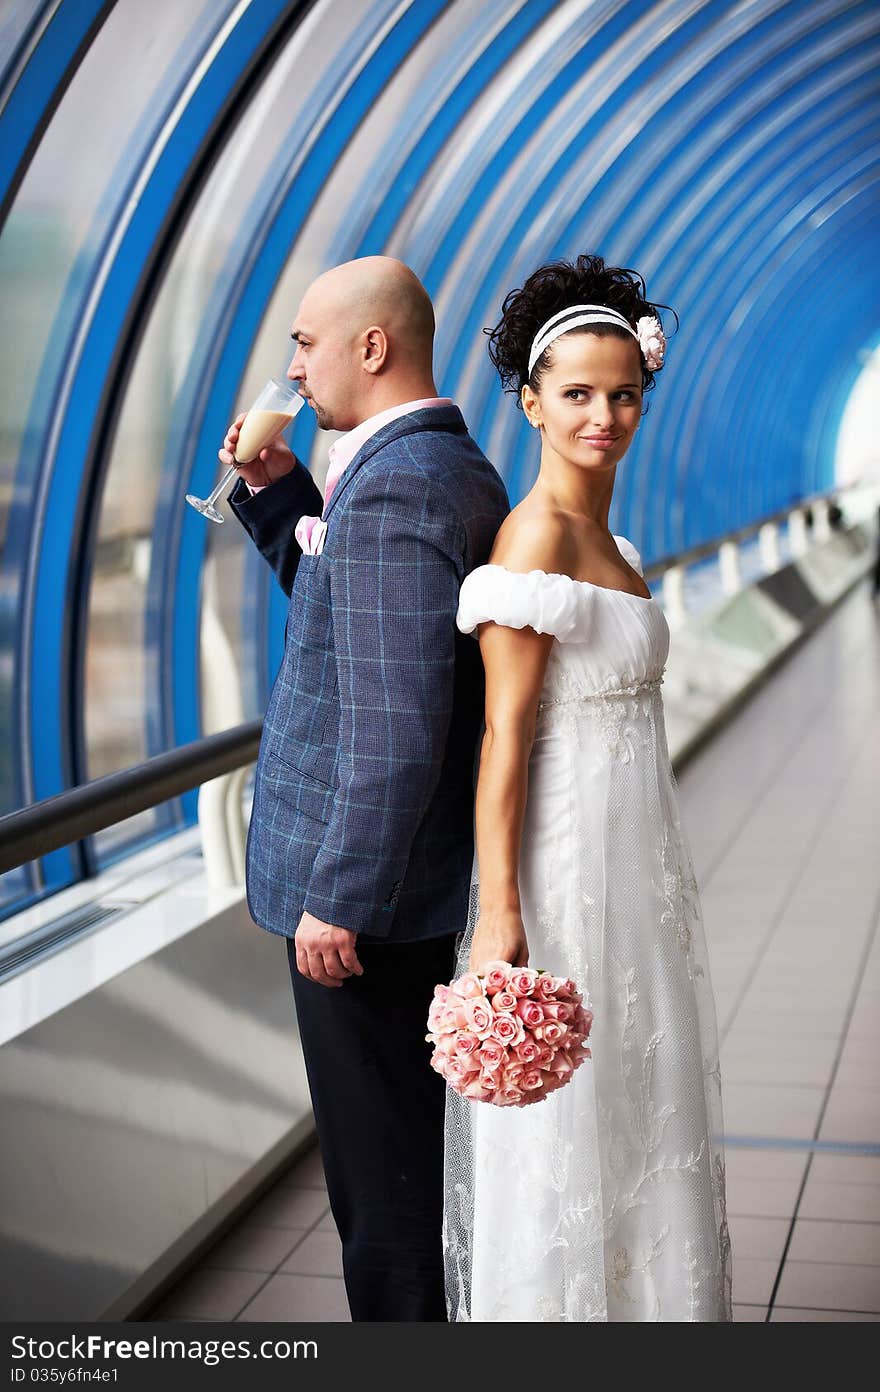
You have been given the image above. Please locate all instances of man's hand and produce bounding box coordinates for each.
[219,411,298,489]
[295,911,364,988]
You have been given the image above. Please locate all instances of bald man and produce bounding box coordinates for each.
[221,257,509,1320]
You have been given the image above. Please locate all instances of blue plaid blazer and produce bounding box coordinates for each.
[230,403,509,943]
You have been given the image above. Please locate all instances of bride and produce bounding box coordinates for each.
[443,254,733,1322]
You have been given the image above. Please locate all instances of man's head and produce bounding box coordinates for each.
[287,256,437,431]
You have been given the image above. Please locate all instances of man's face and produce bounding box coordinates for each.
[286,283,361,432]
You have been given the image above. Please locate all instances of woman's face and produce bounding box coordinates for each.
[522,331,643,469]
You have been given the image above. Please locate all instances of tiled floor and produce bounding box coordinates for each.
[147,579,880,1324]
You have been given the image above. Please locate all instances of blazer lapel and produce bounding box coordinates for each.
[321,404,465,523]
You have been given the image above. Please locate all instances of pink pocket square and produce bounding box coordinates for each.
[295,514,328,555]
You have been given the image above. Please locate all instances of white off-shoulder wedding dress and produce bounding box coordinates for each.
[443,537,733,1322]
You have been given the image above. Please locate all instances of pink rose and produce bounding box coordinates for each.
[452,972,484,999]
[556,977,578,998]
[445,1055,478,1086]
[534,1041,554,1067]
[442,1004,469,1031]
[551,1051,575,1081]
[492,1013,524,1047]
[514,1037,540,1064]
[515,997,544,1028]
[427,1000,446,1033]
[521,1069,545,1092]
[538,1020,567,1046]
[542,1000,574,1023]
[479,1067,502,1093]
[534,974,557,1002]
[481,961,512,992]
[491,989,518,1013]
[433,984,450,1003]
[478,1039,506,1071]
[464,998,494,1037]
[499,1083,524,1105]
[503,1060,525,1084]
[462,1079,493,1101]
[453,1031,481,1060]
[508,967,537,997]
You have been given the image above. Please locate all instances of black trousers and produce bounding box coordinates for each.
[286,930,458,1322]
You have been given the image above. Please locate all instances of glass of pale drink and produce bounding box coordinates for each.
[186,377,304,523]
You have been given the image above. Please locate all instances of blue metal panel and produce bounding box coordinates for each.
[149,0,407,774]
[329,0,560,263]
[423,5,874,559]
[25,0,297,878]
[171,0,451,761]
[487,5,874,548]
[0,0,112,224]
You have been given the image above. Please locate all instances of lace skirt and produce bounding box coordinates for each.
[442,687,733,1321]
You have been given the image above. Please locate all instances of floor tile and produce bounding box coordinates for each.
[279,1230,344,1278]
[728,1009,842,1039]
[770,1306,880,1321]
[723,1147,809,1181]
[150,1267,268,1320]
[278,1145,326,1191]
[727,1215,790,1261]
[819,1088,880,1145]
[774,1261,880,1313]
[720,1049,834,1089]
[722,1083,825,1139]
[799,1180,880,1222]
[726,1175,803,1218]
[733,1304,768,1321]
[244,1186,330,1230]
[808,1154,880,1185]
[316,1209,339,1234]
[787,1219,880,1266]
[730,1257,780,1305]
[201,1223,305,1273]
[237,1272,351,1322]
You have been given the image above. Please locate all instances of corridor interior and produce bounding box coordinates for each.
[147,577,880,1323]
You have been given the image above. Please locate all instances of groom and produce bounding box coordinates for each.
[221,256,508,1320]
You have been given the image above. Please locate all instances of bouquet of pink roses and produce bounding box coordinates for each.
[426,959,593,1107]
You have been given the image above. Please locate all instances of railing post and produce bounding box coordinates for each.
[813,497,832,542]
[788,508,810,557]
[661,565,687,626]
[758,521,780,572]
[719,540,742,595]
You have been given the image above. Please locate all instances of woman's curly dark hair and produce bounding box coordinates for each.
[486,252,678,412]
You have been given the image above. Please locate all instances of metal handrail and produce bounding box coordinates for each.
[0,721,261,875]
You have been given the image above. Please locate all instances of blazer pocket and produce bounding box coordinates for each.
[269,746,335,791]
[295,554,322,575]
[259,750,333,827]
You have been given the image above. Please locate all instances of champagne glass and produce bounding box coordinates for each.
[186,377,305,523]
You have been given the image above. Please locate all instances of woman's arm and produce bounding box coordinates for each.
[468,510,572,972]
[469,620,554,971]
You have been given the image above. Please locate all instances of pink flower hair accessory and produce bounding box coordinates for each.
[635,315,665,370]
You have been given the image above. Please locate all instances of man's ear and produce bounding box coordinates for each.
[362,325,388,374]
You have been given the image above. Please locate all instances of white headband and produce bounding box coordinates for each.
[527,303,665,376]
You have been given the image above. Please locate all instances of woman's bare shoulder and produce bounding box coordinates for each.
[488,501,576,576]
